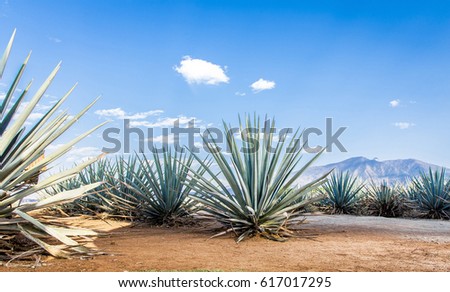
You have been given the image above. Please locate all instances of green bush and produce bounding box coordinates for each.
[187,115,330,242]
[321,171,364,214]
[363,181,405,217]
[405,168,450,219]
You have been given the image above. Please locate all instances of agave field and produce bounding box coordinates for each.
[46,117,332,241]
[317,169,450,219]
[55,159,450,224]
[0,30,449,271]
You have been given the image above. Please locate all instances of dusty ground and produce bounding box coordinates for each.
[1,214,449,272]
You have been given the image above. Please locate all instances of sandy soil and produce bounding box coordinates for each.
[1,214,449,272]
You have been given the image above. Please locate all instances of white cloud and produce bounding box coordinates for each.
[126,110,164,120]
[7,101,51,122]
[394,122,415,129]
[149,134,176,144]
[128,120,153,127]
[235,91,246,96]
[64,147,102,163]
[174,56,229,85]
[250,78,276,93]
[0,91,5,101]
[194,142,203,149]
[48,36,62,43]
[95,108,163,120]
[18,101,30,111]
[43,93,59,100]
[131,116,199,128]
[45,143,66,152]
[28,112,44,121]
[8,101,53,125]
[389,99,400,108]
[36,103,52,111]
[95,108,126,118]
[45,145,102,163]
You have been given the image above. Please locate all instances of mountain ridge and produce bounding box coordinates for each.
[297,156,449,185]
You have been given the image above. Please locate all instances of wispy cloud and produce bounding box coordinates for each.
[128,120,153,127]
[64,147,101,163]
[194,141,203,149]
[127,110,164,120]
[148,134,177,145]
[10,101,52,125]
[95,108,126,118]
[43,93,60,100]
[45,143,66,152]
[394,122,415,129]
[129,115,199,128]
[36,103,52,111]
[28,112,44,121]
[250,78,276,93]
[389,99,400,108]
[95,108,164,120]
[1,1,9,18]
[174,56,229,85]
[235,91,246,96]
[46,145,102,164]
[48,36,62,43]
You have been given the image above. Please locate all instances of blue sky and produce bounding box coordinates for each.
[1,0,450,167]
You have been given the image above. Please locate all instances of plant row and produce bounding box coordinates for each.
[317,170,450,219]
[48,117,331,242]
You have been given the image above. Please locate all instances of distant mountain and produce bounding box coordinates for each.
[297,156,450,185]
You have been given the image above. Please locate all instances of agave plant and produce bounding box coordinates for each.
[187,115,330,242]
[406,168,450,219]
[124,150,210,225]
[0,30,105,259]
[50,151,208,224]
[321,171,364,214]
[47,157,139,217]
[364,180,404,217]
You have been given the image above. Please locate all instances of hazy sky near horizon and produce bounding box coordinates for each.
[1,0,450,167]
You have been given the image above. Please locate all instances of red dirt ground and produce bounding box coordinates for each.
[1,214,449,272]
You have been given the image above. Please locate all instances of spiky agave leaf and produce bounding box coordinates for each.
[406,168,450,219]
[321,171,364,214]
[46,157,139,218]
[363,180,405,217]
[187,115,330,242]
[49,152,210,224]
[0,30,105,259]
[123,150,211,225]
